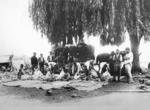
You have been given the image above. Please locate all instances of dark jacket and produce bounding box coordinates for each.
[68,55,74,63]
[31,56,38,66]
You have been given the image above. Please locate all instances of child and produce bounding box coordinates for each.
[18,64,24,79]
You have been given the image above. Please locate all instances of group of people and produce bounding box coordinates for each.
[29,51,97,81]
[109,47,134,84]
[0,46,134,84]
[15,47,133,83]
[31,52,46,74]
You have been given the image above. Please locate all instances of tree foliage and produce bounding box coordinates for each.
[29,0,102,45]
[29,0,150,46]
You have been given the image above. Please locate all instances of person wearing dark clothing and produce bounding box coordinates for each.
[56,53,64,68]
[76,53,80,62]
[18,64,24,79]
[113,49,122,82]
[68,53,74,63]
[64,52,68,64]
[38,54,45,74]
[109,51,115,76]
[31,52,38,74]
[67,53,74,75]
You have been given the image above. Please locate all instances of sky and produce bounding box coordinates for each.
[0,0,150,68]
[0,0,51,58]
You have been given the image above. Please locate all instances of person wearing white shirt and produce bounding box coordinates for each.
[122,47,134,84]
[47,52,54,63]
[72,62,82,76]
[84,59,95,79]
[47,52,56,71]
[84,59,94,70]
[38,54,45,74]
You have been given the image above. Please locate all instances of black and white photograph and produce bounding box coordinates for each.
[0,0,150,110]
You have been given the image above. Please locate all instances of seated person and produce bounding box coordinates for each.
[18,65,33,80]
[1,66,6,73]
[61,68,70,81]
[53,63,61,74]
[84,60,94,79]
[101,64,108,74]
[44,63,50,74]
[21,69,32,80]
[18,64,25,79]
[43,70,55,82]
[32,67,44,80]
[100,64,112,82]
[74,63,86,80]
[84,60,101,80]
[54,67,70,81]
[45,70,53,79]
[74,64,88,80]
[72,62,81,75]
[89,65,100,79]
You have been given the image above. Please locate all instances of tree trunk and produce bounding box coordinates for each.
[130,35,141,72]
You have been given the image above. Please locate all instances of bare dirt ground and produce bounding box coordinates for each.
[0,76,150,110]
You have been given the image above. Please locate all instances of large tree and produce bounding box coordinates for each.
[108,0,150,71]
[29,0,150,71]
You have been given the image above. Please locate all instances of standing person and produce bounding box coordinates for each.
[38,54,45,74]
[109,51,115,76]
[67,53,74,75]
[31,52,38,74]
[47,51,55,70]
[113,49,122,82]
[9,54,14,72]
[47,51,54,63]
[122,47,134,84]
[64,50,68,64]
[57,53,64,68]
[76,53,80,62]
[67,53,74,63]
